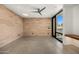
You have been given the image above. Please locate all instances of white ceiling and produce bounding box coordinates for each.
[4,4,63,18]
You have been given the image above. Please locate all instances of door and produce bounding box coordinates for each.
[51,9,63,43]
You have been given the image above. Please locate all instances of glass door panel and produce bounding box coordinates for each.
[56,15,63,41]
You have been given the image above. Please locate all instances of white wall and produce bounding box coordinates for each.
[63,5,79,35]
[63,5,74,34]
[73,5,79,35]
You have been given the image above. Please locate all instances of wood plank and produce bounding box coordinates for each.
[65,34,79,40]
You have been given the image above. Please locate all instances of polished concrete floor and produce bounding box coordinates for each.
[63,45,79,54]
[0,37,79,54]
[0,37,63,54]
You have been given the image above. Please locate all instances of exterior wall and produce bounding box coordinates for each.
[0,5,23,47]
[23,18,51,36]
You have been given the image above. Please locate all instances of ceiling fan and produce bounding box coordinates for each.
[32,7,46,16]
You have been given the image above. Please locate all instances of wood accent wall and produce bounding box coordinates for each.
[0,5,52,47]
[0,5,23,47]
[23,18,51,36]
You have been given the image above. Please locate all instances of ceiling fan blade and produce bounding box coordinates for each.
[31,11,38,13]
[31,11,42,16]
[38,12,42,16]
[40,7,46,12]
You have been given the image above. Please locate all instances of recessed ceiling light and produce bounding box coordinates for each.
[22,13,28,16]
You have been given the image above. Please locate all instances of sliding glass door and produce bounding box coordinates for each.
[52,10,63,43]
[56,14,63,41]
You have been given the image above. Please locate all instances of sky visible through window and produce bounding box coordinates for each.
[57,15,63,25]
